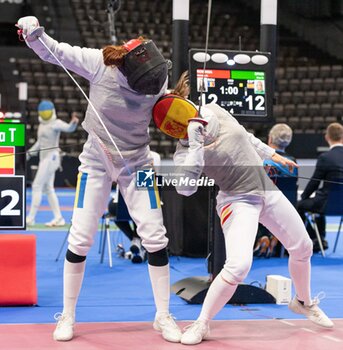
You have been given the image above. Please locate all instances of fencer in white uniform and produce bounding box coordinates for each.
[26,101,79,226]
[152,77,333,345]
[17,16,182,343]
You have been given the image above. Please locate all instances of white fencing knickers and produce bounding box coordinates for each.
[67,134,169,256]
[216,190,313,304]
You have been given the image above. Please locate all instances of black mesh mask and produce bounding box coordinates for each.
[120,40,167,95]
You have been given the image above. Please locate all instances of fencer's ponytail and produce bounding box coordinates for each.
[102,36,146,67]
[102,44,127,67]
[171,71,190,99]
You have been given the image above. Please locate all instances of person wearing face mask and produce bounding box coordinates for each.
[17,16,181,343]
[26,100,79,227]
[153,72,333,345]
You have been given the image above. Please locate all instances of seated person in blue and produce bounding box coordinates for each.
[264,123,298,177]
[254,123,298,257]
[297,123,343,252]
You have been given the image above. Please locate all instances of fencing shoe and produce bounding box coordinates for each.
[53,313,75,341]
[288,295,334,328]
[116,243,126,258]
[153,313,182,343]
[130,238,147,264]
[45,217,66,227]
[181,320,210,345]
[26,217,35,226]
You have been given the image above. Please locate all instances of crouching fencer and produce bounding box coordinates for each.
[153,73,334,345]
[17,16,182,343]
[26,101,79,226]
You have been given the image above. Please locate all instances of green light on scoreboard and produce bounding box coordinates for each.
[231,71,265,80]
[0,124,25,147]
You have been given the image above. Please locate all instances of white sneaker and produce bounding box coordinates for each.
[53,313,75,341]
[45,217,66,227]
[288,295,334,328]
[181,320,210,345]
[26,217,35,226]
[153,313,182,343]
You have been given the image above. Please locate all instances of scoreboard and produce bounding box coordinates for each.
[189,49,273,122]
[0,121,26,229]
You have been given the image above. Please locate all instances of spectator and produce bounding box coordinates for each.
[297,122,343,252]
[264,123,298,177]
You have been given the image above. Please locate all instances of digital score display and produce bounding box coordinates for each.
[196,69,267,117]
[189,49,273,122]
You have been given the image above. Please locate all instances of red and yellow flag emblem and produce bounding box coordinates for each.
[0,146,15,175]
[221,203,233,226]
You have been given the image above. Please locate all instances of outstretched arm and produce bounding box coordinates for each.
[214,104,275,160]
[246,131,276,160]
[270,152,298,175]
[17,16,104,82]
[53,113,79,133]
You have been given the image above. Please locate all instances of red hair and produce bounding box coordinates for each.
[102,36,147,67]
[170,71,190,99]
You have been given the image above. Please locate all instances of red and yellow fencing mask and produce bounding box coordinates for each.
[152,94,198,139]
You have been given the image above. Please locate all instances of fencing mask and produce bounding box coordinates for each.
[120,39,167,95]
[38,100,55,121]
[152,94,199,139]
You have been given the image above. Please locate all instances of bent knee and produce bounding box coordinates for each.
[66,249,86,263]
[222,260,252,284]
[32,183,43,191]
[289,236,313,260]
[147,248,169,266]
[67,227,95,257]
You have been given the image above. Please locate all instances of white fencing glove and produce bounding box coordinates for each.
[187,118,207,150]
[16,16,44,42]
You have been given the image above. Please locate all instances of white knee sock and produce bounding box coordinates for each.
[62,260,86,317]
[47,191,63,220]
[198,272,238,322]
[289,256,312,305]
[27,190,42,220]
[148,264,170,316]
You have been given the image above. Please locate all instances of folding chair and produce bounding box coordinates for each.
[99,188,132,267]
[327,181,343,253]
[333,217,343,253]
[306,180,343,257]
